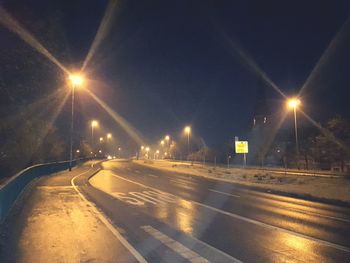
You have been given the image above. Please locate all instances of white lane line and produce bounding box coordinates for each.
[71,170,148,263]
[141,225,209,263]
[110,173,350,253]
[239,190,350,223]
[147,174,158,178]
[209,189,240,198]
[171,177,196,184]
[135,170,141,174]
[170,179,193,188]
[170,179,194,186]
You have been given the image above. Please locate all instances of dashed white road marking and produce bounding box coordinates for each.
[171,177,196,184]
[170,179,195,187]
[109,173,350,253]
[141,225,209,263]
[147,174,158,178]
[209,189,240,198]
[71,169,148,263]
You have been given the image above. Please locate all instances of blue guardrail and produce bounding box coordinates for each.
[0,159,81,223]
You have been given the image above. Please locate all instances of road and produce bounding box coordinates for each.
[71,160,350,262]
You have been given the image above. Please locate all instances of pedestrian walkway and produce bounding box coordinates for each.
[0,162,138,263]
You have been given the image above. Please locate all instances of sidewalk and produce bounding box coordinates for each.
[135,160,350,204]
[0,162,137,263]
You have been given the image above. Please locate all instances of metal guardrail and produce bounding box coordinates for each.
[0,158,87,223]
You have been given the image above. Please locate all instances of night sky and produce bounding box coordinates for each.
[1,0,350,147]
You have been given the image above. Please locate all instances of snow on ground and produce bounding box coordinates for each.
[134,160,350,203]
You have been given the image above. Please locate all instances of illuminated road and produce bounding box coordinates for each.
[74,160,350,262]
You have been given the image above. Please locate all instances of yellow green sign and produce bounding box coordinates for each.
[235,141,248,153]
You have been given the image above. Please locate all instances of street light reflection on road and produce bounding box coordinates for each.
[272,232,316,262]
[176,200,194,235]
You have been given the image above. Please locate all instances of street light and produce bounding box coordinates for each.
[91,120,98,151]
[107,133,112,139]
[184,126,191,156]
[154,149,160,160]
[145,146,150,159]
[160,140,165,146]
[68,73,85,171]
[99,137,104,142]
[287,97,301,166]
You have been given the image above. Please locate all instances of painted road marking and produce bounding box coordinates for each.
[239,190,350,223]
[170,179,195,187]
[71,170,148,263]
[147,174,158,178]
[141,225,209,263]
[110,190,177,206]
[209,189,240,198]
[210,188,350,222]
[109,173,350,253]
[171,177,196,184]
[135,170,141,174]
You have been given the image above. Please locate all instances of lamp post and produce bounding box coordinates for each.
[139,146,144,159]
[68,73,84,171]
[184,126,191,157]
[287,98,301,167]
[145,147,150,159]
[91,120,98,152]
[106,133,112,155]
[165,135,170,150]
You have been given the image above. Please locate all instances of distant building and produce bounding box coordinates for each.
[252,79,270,128]
[248,79,272,166]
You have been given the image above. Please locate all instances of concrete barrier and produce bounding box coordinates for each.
[0,159,86,223]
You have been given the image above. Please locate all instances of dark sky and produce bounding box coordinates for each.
[1,0,350,147]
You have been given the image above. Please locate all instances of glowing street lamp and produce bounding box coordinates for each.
[91,120,98,127]
[69,74,84,87]
[286,98,301,164]
[287,98,301,109]
[145,146,150,159]
[160,140,165,146]
[107,133,112,140]
[184,126,191,155]
[99,137,104,142]
[68,73,85,171]
[154,149,160,159]
[90,120,98,151]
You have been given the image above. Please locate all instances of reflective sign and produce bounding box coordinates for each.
[235,141,248,153]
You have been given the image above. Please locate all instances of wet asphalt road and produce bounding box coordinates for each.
[76,160,350,262]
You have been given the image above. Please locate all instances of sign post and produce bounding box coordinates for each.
[235,140,248,167]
